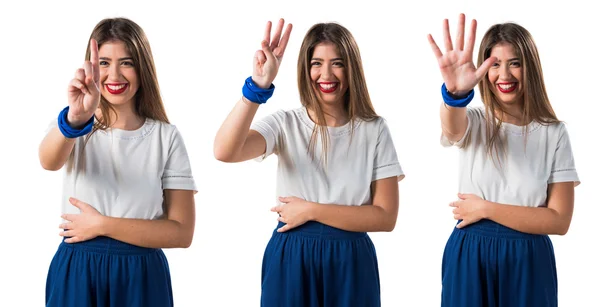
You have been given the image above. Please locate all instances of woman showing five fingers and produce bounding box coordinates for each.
[428,14,579,307]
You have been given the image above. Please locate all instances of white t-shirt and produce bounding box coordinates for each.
[251,107,404,206]
[442,107,579,207]
[50,118,197,219]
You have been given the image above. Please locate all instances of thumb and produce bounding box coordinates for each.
[457,193,468,200]
[475,56,497,81]
[69,197,87,211]
[278,196,289,203]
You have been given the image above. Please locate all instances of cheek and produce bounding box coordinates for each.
[487,71,497,84]
[310,68,319,81]
[338,72,347,84]
[513,69,523,82]
[99,72,108,84]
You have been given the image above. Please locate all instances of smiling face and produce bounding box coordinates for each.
[309,42,348,107]
[487,42,524,107]
[98,40,139,107]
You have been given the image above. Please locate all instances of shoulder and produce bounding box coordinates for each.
[148,119,178,134]
[467,106,486,120]
[539,120,570,140]
[146,119,187,144]
[255,107,309,128]
[355,115,388,133]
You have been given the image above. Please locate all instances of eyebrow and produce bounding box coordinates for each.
[496,57,520,62]
[311,57,344,61]
[99,57,134,61]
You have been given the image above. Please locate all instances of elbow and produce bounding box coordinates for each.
[178,233,194,248]
[179,240,192,249]
[39,159,62,171]
[380,216,397,232]
[555,224,570,236]
[213,145,235,163]
[383,221,396,232]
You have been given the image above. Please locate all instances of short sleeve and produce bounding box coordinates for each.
[250,110,285,162]
[46,118,58,133]
[373,118,405,182]
[548,123,580,187]
[162,127,197,192]
[441,107,480,147]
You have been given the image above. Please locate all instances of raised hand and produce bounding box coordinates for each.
[428,14,496,96]
[252,19,293,89]
[67,39,101,128]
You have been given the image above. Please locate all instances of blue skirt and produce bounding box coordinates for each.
[441,219,558,307]
[261,221,381,307]
[46,236,173,307]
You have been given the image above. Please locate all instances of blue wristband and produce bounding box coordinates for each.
[242,77,275,104]
[57,106,94,138]
[441,83,474,107]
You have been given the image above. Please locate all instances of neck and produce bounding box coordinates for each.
[495,100,527,126]
[95,101,145,130]
[307,103,348,127]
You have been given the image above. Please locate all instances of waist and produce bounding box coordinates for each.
[60,236,159,255]
[274,221,367,240]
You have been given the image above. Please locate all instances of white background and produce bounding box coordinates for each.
[0,0,597,306]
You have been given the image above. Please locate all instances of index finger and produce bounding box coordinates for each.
[89,39,100,83]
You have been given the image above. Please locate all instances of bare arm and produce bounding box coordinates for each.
[214,19,292,163]
[312,177,399,232]
[440,104,468,143]
[39,127,77,170]
[484,182,575,235]
[213,98,267,162]
[63,189,196,248]
[276,177,399,233]
[101,189,196,248]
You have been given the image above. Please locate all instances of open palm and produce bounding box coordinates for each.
[428,14,496,96]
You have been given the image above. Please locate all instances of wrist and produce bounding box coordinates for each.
[481,200,495,219]
[441,83,474,107]
[58,106,94,138]
[252,77,271,90]
[66,113,87,129]
[447,90,470,99]
[243,76,275,104]
[306,201,320,221]
[98,216,112,237]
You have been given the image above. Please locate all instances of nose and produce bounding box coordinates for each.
[108,63,122,80]
[499,63,511,80]
[321,64,332,79]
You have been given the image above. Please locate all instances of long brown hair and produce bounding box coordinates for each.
[69,18,168,172]
[477,22,558,162]
[86,17,169,130]
[297,23,378,162]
